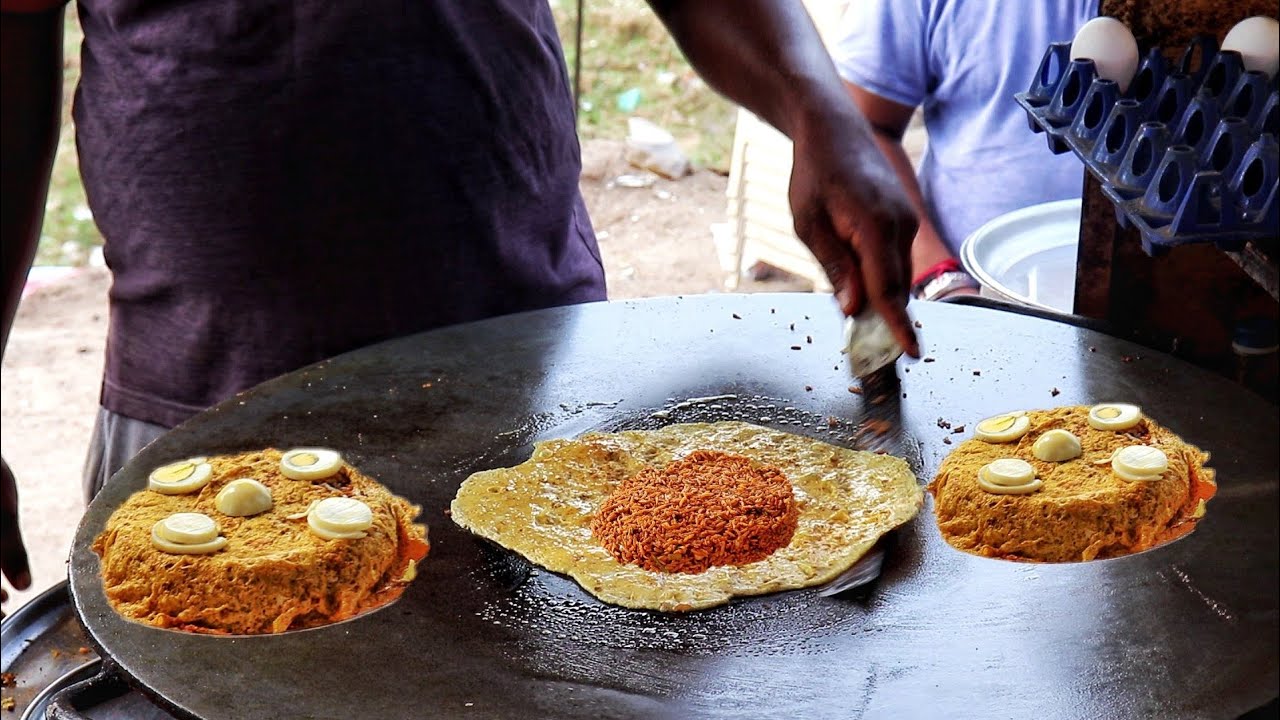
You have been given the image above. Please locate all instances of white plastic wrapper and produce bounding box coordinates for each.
[843,310,904,376]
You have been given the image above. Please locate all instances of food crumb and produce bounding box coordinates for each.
[827,416,840,428]
[789,323,795,331]
[943,437,952,445]
[923,357,936,363]
[913,320,922,328]
[1088,346,1097,352]
[790,345,802,351]
[0,673,14,688]
[972,369,981,376]
[770,308,776,314]
[936,418,952,430]
[731,313,741,320]
[1051,387,1061,397]
[2,696,15,712]
[50,649,61,659]
[78,647,91,655]
[804,385,813,392]
[848,386,863,394]
[805,335,812,344]
[901,392,907,398]
[952,425,965,434]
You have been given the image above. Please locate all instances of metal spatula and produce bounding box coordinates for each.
[842,309,904,378]
[815,540,887,597]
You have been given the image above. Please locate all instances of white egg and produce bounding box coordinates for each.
[1223,16,1280,79]
[1070,17,1140,93]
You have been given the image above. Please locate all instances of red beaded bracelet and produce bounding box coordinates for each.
[911,257,962,289]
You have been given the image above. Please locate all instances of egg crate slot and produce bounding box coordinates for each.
[1014,35,1279,256]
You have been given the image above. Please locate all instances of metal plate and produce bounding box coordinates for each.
[66,295,1278,720]
[961,199,1081,314]
[1,582,98,718]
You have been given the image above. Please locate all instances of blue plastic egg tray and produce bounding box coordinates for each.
[1015,35,1279,255]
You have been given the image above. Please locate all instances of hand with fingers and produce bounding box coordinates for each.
[2,457,33,618]
[787,111,921,359]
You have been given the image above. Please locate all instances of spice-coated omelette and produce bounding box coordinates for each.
[450,421,922,612]
[929,405,1215,562]
[94,449,428,634]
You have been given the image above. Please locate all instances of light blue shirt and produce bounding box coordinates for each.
[834,0,1098,253]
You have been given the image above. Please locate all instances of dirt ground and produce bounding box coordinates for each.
[0,138,816,613]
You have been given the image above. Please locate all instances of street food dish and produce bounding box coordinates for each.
[929,404,1215,562]
[451,421,922,612]
[94,449,428,634]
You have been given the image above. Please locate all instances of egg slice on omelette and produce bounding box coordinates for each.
[450,421,922,612]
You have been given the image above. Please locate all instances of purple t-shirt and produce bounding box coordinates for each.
[73,0,607,427]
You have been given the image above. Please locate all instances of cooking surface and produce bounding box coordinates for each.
[67,295,1278,720]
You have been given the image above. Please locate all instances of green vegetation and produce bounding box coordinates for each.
[36,13,93,266]
[35,2,736,266]
[553,0,737,170]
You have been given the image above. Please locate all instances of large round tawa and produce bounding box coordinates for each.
[68,294,1278,719]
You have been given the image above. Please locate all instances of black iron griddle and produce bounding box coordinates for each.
[65,294,1279,720]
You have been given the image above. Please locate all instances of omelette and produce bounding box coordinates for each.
[94,448,429,634]
[450,421,922,612]
[929,404,1215,562]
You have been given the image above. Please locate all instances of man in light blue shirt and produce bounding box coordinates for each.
[833,0,1096,299]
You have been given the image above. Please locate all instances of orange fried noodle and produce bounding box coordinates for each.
[591,450,799,574]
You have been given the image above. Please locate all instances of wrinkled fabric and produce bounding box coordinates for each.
[74,0,606,427]
[82,406,166,500]
[834,0,1097,253]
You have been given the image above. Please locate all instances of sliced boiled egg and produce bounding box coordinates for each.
[148,458,214,495]
[280,448,343,481]
[1111,445,1168,482]
[151,512,227,554]
[980,458,1036,486]
[974,412,1031,443]
[215,478,274,517]
[1087,403,1142,431]
[977,458,1043,495]
[307,497,373,540]
[1032,429,1083,462]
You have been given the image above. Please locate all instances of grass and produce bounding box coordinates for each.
[35,2,736,267]
[553,0,737,170]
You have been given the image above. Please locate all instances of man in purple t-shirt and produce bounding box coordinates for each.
[1,0,918,606]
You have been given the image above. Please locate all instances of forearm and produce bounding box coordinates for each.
[647,0,865,144]
[867,132,953,276]
[1,6,64,358]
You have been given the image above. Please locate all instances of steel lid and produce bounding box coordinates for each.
[960,198,1082,314]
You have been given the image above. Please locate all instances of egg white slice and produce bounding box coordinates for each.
[215,478,274,517]
[148,459,214,495]
[280,448,343,481]
[1112,445,1168,481]
[1032,429,1083,462]
[974,412,1031,443]
[1087,403,1142,431]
